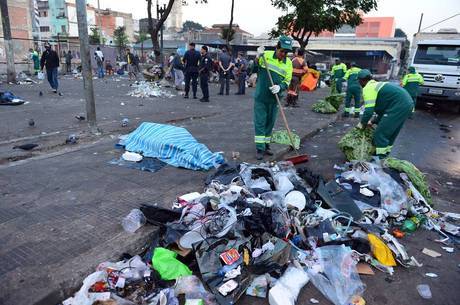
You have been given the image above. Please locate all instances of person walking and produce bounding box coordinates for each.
[40,43,60,93]
[126,48,138,80]
[29,48,40,75]
[252,36,293,160]
[235,52,248,95]
[183,42,201,99]
[94,47,104,78]
[172,51,185,90]
[330,58,347,94]
[401,66,424,113]
[343,62,362,117]
[218,46,234,95]
[65,50,73,74]
[285,48,308,107]
[357,69,414,158]
[199,46,212,103]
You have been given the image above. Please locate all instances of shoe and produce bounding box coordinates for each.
[256,150,264,160]
[284,103,291,107]
[265,145,274,156]
[235,93,242,95]
[342,112,350,118]
[53,89,57,93]
[184,95,189,99]
[193,96,197,99]
[218,93,223,95]
[354,113,360,118]
[225,93,229,96]
[200,98,209,102]
[292,103,300,108]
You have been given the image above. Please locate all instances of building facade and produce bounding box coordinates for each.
[318,16,396,38]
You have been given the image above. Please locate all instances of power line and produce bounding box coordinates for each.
[421,13,460,31]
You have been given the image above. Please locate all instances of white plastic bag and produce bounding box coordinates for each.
[269,266,309,305]
[37,71,45,80]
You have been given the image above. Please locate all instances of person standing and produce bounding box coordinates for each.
[94,47,104,78]
[183,42,201,99]
[286,49,308,107]
[218,46,234,95]
[65,50,73,74]
[125,48,137,80]
[199,46,212,103]
[253,36,293,160]
[401,66,424,111]
[29,48,40,75]
[330,58,347,94]
[357,69,414,158]
[343,62,362,117]
[172,52,185,90]
[40,43,60,93]
[235,52,248,95]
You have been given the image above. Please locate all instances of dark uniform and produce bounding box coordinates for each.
[199,50,213,102]
[183,48,201,98]
[236,56,248,95]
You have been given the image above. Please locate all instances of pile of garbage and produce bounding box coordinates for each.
[338,127,376,161]
[312,94,344,114]
[128,81,175,99]
[64,159,459,305]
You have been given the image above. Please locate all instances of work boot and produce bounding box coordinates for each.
[342,112,350,118]
[256,150,264,160]
[265,145,274,156]
[193,95,197,99]
[354,112,360,118]
[200,98,209,103]
[184,94,189,99]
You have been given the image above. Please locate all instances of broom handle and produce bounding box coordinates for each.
[261,55,299,155]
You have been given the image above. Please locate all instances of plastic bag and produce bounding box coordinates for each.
[121,209,146,233]
[367,234,396,266]
[37,71,45,80]
[152,247,192,280]
[300,73,318,92]
[62,271,108,305]
[307,245,365,305]
[175,275,218,304]
[268,266,310,305]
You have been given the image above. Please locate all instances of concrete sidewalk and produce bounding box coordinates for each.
[0,78,340,305]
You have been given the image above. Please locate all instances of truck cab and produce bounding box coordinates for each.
[411,39,460,104]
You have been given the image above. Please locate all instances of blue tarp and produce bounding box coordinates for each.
[123,122,224,171]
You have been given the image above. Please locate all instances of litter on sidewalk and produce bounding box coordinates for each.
[128,81,175,98]
[64,157,458,305]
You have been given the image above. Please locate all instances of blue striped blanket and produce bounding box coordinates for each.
[123,122,224,170]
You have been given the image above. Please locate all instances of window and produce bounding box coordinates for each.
[61,25,66,33]
[40,26,50,32]
[44,11,47,17]
[414,45,460,66]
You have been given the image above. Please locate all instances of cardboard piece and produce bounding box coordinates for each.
[357,263,375,275]
[422,248,442,258]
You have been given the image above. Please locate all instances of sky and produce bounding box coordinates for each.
[89,0,460,38]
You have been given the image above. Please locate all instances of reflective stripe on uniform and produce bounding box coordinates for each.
[402,73,424,86]
[258,51,293,87]
[264,136,272,143]
[363,80,386,108]
[255,136,265,143]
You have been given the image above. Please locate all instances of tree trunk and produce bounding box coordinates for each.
[300,31,313,49]
[0,0,16,83]
[147,0,175,64]
[226,0,235,49]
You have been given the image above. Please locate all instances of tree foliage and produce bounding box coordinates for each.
[114,26,129,54]
[89,27,102,45]
[182,20,204,31]
[270,0,378,48]
[221,28,235,42]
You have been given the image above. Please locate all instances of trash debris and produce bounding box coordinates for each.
[66,134,78,144]
[338,127,375,161]
[121,118,129,127]
[0,91,25,106]
[310,298,320,304]
[152,247,192,280]
[13,143,38,151]
[425,272,438,278]
[441,246,454,253]
[121,209,146,233]
[128,81,175,98]
[28,119,35,127]
[416,284,432,299]
[269,266,309,305]
[312,99,338,113]
[122,151,143,162]
[75,115,85,121]
[246,274,270,298]
[422,248,442,258]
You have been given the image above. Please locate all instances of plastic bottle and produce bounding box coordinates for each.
[416,284,432,299]
[122,209,146,233]
[402,214,426,233]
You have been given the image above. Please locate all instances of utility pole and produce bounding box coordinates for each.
[0,0,16,83]
[76,0,98,132]
[417,13,424,33]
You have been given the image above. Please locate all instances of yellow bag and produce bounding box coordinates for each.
[367,234,397,266]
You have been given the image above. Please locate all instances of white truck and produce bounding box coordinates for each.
[410,30,460,107]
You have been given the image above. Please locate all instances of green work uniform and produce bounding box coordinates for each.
[344,67,362,114]
[361,80,414,157]
[401,72,424,106]
[253,50,292,151]
[31,51,40,73]
[331,63,347,93]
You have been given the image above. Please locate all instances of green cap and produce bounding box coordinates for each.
[358,69,372,79]
[279,35,293,51]
[408,66,416,73]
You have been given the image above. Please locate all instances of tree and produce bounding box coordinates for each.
[394,28,410,73]
[221,28,235,42]
[394,28,407,38]
[137,31,150,43]
[226,0,235,47]
[146,0,207,63]
[89,27,102,45]
[182,20,204,31]
[114,26,129,54]
[270,0,378,49]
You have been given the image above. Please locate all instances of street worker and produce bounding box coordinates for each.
[357,69,414,158]
[330,58,347,94]
[343,62,362,117]
[286,48,308,107]
[40,43,60,94]
[183,42,201,99]
[401,66,424,111]
[198,45,212,103]
[253,36,293,160]
[29,48,40,75]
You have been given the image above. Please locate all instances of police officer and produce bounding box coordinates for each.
[330,58,347,94]
[343,62,362,117]
[199,45,212,103]
[253,36,293,160]
[235,52,248,95]
[183,42,201,99]
[357,69,414,158]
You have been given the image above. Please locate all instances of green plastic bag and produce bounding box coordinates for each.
[384,157,432,205]
[338,127,375,161]
[152,247,192,280]
[271,130,300,149]
[312,99,337,113]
